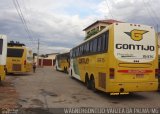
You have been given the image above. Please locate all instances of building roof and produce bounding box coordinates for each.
[83,19,123,31]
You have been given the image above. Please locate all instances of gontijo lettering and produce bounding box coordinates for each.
[116,44,155,51]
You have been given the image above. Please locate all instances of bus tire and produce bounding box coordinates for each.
[56,66,58,71]
[85,74,91,89]
[90,76,97,92]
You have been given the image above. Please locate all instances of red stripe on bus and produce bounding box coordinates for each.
[118,70,153,74]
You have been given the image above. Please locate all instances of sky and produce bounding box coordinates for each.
[0,0,160,54]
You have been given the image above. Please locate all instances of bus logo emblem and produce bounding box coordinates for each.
[125,29,148,41]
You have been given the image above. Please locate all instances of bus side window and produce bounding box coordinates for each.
[81,45,83,56]
[77,47,79,57]
[93,38,97,52]
[86,42,89,54]
[79,46,81,56]
[105,31,109,52]
[78,47,80,56]
[71,50,73,58]
[102,34,106,51]
[97,36,102,52]
[73,49,75,58]
[76,48,78,57]
[70,51,72,58]
[81,45,83,55]
[89,40,93,53]
[83,44,86,54]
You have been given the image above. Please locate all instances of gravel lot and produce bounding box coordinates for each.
[0,67,160,113]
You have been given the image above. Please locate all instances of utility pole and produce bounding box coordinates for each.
[157,24,159,33]
[37,38,39,67]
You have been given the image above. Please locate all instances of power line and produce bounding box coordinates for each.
[105,0,113,19]
[142,0,159,26]
[15,0,34,42]
[12,0,34,47]
[148,0,160,22]
[21,0,40,50]
[145,0,160,32]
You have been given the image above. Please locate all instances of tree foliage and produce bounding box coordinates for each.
[84,29,100,40]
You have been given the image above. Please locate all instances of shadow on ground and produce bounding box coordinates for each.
[70,76,148,102]
[7,73,33,77]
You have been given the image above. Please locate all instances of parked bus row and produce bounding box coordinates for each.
[55,22,159,95]
[0,36,33,83]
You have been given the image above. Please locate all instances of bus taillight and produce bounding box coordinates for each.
[24,60,26,65]
[155,69,159,79]
[110,68,115,79]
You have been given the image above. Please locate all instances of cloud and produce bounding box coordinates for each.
[97,0,160,25]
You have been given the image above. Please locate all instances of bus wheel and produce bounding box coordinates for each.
[85,75,91,89]
[56,66,58,71]
[90,76,97,92]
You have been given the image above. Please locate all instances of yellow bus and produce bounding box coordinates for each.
[0,35,7,82]
[6,42,33,74]
[55,52,70,73]
[69,23,158,94]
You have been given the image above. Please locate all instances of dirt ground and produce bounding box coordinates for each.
[0,67,160,113]
[0,76,19,109]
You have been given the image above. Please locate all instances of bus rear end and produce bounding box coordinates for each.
[7,47,27,73]
[108,23,158,93]
[0,35,7,81]
[26,47,33,72]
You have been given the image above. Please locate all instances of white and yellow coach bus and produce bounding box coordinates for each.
[55,52,70,73]
[6,42,33,74]
[0,35,7,82]
[69,23,158,94]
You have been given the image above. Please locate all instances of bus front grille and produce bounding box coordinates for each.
[12,64,21,71]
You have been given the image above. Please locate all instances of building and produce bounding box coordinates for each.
[83,19,122,39]
[34,53,58,67]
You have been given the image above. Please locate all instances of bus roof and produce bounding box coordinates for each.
[71,22,154,50]
[7,46,27,49]
[71,24,110,50]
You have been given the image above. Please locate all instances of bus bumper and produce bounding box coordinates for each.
[107,81,158,93]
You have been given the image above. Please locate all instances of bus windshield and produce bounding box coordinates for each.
[7,48,24,57]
